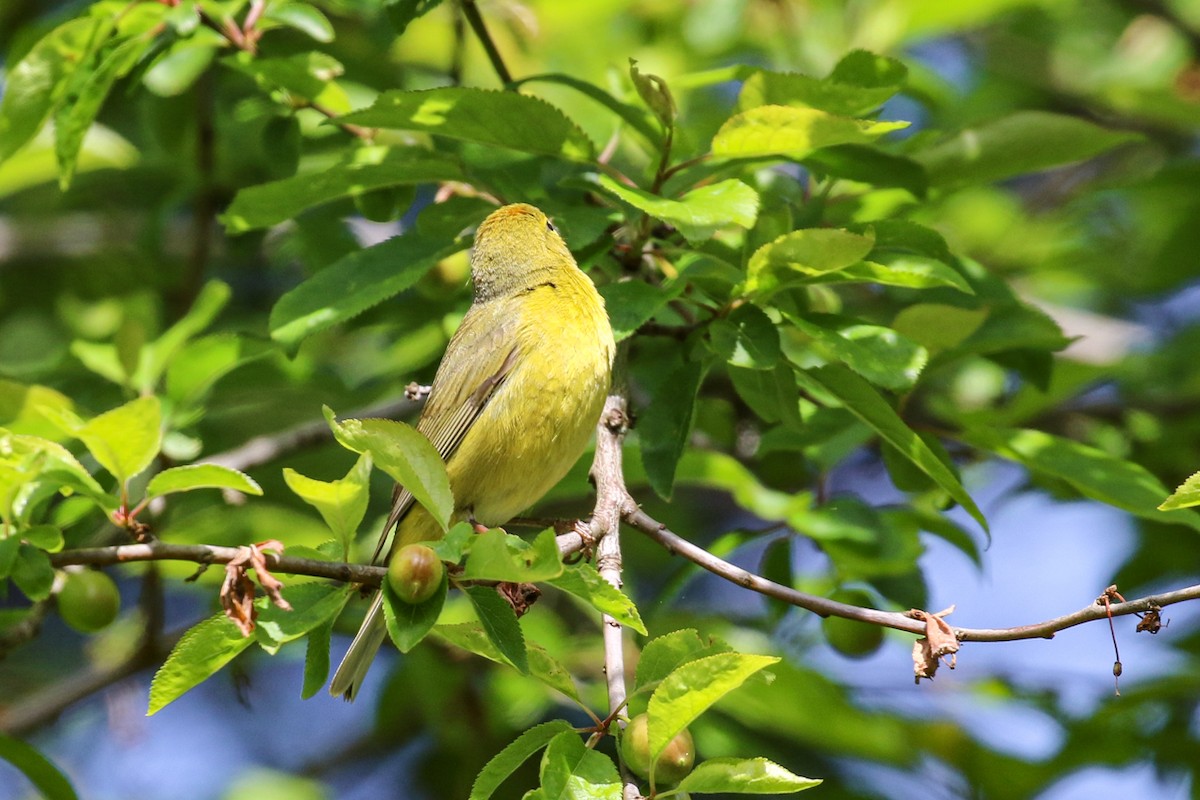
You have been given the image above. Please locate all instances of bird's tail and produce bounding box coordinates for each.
[329,592,387,701]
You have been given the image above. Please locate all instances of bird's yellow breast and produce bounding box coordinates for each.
[450,271,614,524]
[396,267,614,545]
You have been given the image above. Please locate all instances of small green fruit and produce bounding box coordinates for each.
[620,713,695,785]
[387,544,444,604]
[822,588,885,658]
[58,570,121,633]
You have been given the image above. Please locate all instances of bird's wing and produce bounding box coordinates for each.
[370,303,521,563]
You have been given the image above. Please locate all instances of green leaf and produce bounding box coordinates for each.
[386,0,446,35]
[0,380,75,440]
[0,18,94,165]
[598,280,682,342]
[434,622,579,700]
[629,59,677,126]
[145,464,262,500]
[325,411,453,531]
[255,582,352,651]
[381,573,447,652]
[710,304,781,370]
[1161,471,1200,511]
[11,544,54,600]
[831,258,973,294]
[470,720,576,800]
[282,454,371,558]
[464,585,528,674]
[639,359,704,499]
[634,629,733,689]
[55,34,152,189]
[301,618,335,699]
[165,333,272,408]
[737,51,906,117]
[787,315,927,391]
[460,528,564,583]
[892,304,990,352]
[540,730,622,800]
[594,174,758,245]
[429,521,478,564]
[269,231,466,349]
[746,227,875,294]
[647,653,779,762]
[148,613,255,715]
[0,734,79,800]
[913,111,1142,188]
[75,396,162,485]
[961,427,1200,533]
[729,365,802,428]
[134,280,232,392]
[223,148,463,232]
[545,562,646,635]
[142,31,221,97]
[677,757,821,794]
[804,144,927,196]
[263,3,335,42]
[804,365,988,531]
[21,524,64,553]
[713,106,908,161]
[339,87,595,161]
[224,50,348,108]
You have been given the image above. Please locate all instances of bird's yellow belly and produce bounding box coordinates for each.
[448,309,611,524]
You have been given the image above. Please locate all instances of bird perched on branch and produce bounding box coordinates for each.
[330,203,615,700]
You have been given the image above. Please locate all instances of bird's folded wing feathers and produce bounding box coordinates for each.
[369,304,522,564]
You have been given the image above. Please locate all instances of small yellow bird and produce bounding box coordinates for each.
[330,203,615,700]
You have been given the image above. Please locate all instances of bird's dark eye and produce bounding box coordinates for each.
[546,219,557,233]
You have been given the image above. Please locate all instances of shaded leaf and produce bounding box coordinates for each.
[339,87,595,160]
[470,720,576,800]
[710,305,781,370]
[913,111,1141,188]
[381,573,447,652]
[639,359,704,499]
[270,232,466,349]
[465,585,528,674]
[804,365,988,531]
[598,280,681,342]
[435,622,579,700]
[223,148,463,232]
[301,618,335,699]
[962,427,1200,533]
[0,734,78,800]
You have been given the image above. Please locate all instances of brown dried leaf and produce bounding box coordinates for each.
[910,606,959,683]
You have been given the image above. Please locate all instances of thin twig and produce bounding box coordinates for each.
[206,395,418,473]
[49,543,387,586]
[461,0,513,85]
[625,508,1200,642]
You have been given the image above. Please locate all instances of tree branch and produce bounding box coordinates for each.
[48,543,387,587]
[624,507,1200,642]
[206,396,418,473]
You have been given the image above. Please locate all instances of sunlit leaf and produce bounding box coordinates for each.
[678,757,821,794]
[146,464,262,500]
[325,410,452,530]
[594,174,758,245]
[713,106,907,160]
[149,613,255,715]
[470,721,575,800]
